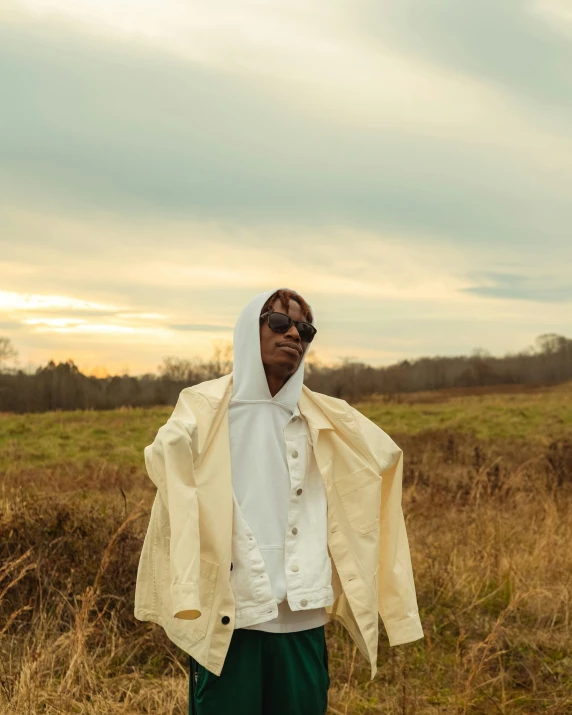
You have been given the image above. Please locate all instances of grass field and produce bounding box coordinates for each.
[1,383,571,713]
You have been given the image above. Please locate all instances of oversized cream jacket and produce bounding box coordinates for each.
[134,372,423,679]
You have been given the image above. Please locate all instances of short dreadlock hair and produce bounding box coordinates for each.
[260,288,313,324]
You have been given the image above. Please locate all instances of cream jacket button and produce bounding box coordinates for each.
[296,488,303,495]
[300,599,308,607]
[291,565,299,572]
[292,450,299,458]
[292,527,298,535]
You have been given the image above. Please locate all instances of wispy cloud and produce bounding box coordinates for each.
[532,1,572,39]
[0,291,121,313]
[464,271,572,302]
[168,323,233,332]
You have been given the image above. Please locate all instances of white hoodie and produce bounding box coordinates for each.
[229,288,331,630]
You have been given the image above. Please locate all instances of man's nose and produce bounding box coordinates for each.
[284,324,301,342]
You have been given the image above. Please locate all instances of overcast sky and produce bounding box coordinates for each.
[1,0,571,376]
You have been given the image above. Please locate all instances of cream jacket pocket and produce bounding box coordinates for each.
[159,535,218,642]
[179,558,218,641]
[333,466,381,535]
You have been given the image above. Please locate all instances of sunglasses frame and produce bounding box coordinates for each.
[259,310,317,343]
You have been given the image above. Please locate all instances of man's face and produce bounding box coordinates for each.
[259,298,309,375]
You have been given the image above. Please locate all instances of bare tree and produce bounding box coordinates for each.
[157,342,233,383]
[0,337,18,372]
[157,356,202,382]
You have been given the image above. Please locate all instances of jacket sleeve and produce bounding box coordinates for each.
[143,390,202,620]
[351,408,424,646]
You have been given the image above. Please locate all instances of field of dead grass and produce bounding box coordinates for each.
[1,383,572,713]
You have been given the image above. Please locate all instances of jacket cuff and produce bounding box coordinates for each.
[383,614,424,646]
[172,583,201,620]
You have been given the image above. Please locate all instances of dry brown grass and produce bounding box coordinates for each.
[1,400,571,714]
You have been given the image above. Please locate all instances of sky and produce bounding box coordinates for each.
[1,0,571,376]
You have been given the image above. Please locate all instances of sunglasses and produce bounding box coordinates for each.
[260,311,317,343]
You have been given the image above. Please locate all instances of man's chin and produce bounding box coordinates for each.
[267,356,300,373]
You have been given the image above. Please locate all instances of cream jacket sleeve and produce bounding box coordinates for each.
[351,407,424,646]
[143,392,202,620]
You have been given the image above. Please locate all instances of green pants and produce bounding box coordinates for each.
[188,625,330,715]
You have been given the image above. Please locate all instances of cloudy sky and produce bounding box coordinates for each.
[1,0,571,376]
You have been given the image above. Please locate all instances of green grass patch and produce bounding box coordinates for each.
[355,386,572,442]
[0,406,172,475]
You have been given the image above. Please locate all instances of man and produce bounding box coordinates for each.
[135,287,423,715]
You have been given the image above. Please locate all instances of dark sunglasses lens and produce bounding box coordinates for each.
[298,323,316,343]
[267,312,316,342]
[268,313,291,332]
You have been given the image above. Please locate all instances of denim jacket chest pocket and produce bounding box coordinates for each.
[304,435,324,491]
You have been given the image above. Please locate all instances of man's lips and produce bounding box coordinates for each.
[277,342,302,356]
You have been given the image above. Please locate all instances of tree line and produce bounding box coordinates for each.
[0,333,571,413]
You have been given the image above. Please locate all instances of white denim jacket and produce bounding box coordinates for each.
[230,402,338,633]
[134,374,424,679]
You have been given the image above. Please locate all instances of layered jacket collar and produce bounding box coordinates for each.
[187,372,377,473]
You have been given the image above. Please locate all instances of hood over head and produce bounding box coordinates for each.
[231,288,312,413]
